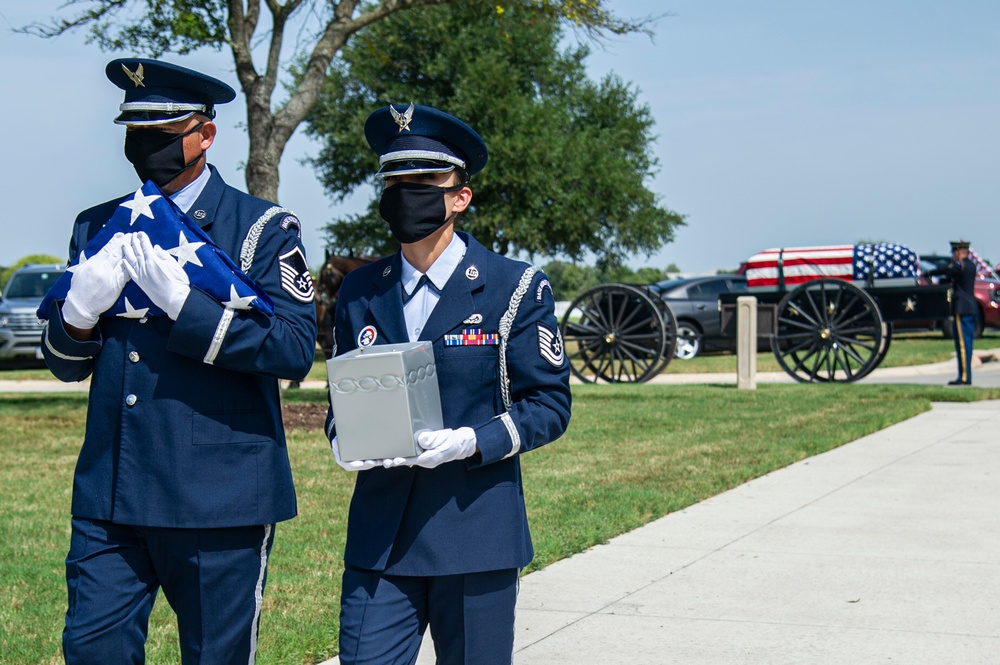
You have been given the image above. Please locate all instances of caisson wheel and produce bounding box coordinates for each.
[772,279,885,382]
[559,284,673,383]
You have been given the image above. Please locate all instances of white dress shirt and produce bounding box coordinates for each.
[168,165,211,214]
[401,234,467,342]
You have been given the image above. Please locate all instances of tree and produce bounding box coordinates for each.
[22,0,650,203]
[541,260,666,301]
[305,2,683,267]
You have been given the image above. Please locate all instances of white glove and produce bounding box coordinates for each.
[409,427,478,469]
[62,232,131,329]
[330,436,380,472]
[122,231,191,320]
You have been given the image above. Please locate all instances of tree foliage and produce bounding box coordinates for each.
[541,260,666,300]
[22,0,652,203]
[306,2,683,267]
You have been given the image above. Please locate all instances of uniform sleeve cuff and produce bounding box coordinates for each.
[471,413,522,466]
[165,287,224,362]
[44,301,102,360]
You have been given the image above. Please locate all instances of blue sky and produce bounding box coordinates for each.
[1,1,997,274]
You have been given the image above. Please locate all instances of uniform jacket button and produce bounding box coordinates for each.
[128,351,140,363]
[125,394,137,407]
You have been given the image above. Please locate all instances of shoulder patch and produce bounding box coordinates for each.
[536,278,552,302]
[279,215,301,238]
[278,246,315,303]
[537,323,565,367]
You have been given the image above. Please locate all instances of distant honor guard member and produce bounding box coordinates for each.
[40,58,317,664]
[325,104,572,664]
[927,240,978,385]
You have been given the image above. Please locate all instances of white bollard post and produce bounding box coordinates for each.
[736,296,757,390]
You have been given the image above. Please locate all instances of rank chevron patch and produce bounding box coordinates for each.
[279,246,315,303]
[537,323,564,367]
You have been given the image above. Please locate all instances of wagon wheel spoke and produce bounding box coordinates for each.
[836,341,871,366]
[835,346,857,380]
[789,347,820,377]
[615,344,658,374]
[781,296,825,329]
[776,316,824,334]
[581,292,617,332]
[833,334,877,353]
[834,309,875,330]
[807,347,831,381]
[783,336,821,357]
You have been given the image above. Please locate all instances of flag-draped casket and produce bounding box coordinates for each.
[742,244,919,290]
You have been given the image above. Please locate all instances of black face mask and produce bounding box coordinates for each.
[124,122,204,187]
[379,181,465,244]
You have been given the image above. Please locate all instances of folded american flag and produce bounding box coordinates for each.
[745,244,918,288]
[38,181,274,320]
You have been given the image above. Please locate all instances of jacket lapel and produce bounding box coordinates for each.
[188,165,226,230]
[365,254,409,344]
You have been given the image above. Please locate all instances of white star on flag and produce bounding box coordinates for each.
[116,297,149,319]
[119,188,161,226]
[167,231,205,268]
[223,284,257,310]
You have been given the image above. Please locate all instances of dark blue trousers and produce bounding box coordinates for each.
[954,314,976,383]
[62,517,275,665]
[338,565,519,665]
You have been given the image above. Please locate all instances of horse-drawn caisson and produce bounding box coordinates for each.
[558,244,952,384]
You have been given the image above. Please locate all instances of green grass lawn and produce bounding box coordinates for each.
[3,383,1000,663]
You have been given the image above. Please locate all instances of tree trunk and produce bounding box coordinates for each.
[243,80,282,203]
[245,134,282,203]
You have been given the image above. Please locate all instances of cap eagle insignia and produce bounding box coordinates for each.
[390,103,415,132]
[122,63,146,88]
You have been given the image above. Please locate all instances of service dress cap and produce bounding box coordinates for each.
[950,240,971,251]
[107,58,236,126]
[365,103,488,178]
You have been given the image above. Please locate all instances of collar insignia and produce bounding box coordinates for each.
[465,266,479,280]
[122,63,145,88]
[389,102,415,132]
[382,266,392,277]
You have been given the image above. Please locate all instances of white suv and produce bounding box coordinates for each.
[0,264,65,366]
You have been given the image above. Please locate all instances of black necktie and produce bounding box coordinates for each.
[402,274,439,304]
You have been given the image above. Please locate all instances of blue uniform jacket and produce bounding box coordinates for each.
[326,233,572,576]
[930,258,978,316]
[43,166,317,528]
